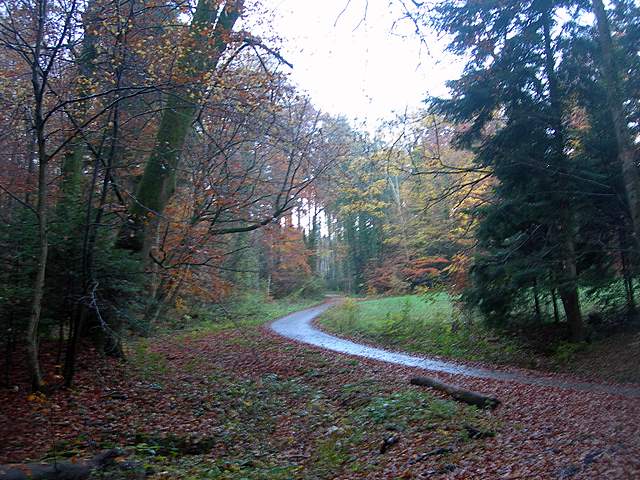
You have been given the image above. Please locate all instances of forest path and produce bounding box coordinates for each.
[270,301,640,398]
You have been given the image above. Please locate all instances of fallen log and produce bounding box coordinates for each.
[0,449,129,480]
[410,376,500,409]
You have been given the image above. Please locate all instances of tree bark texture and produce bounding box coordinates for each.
[118,0,243,257]
[592,0,640,249]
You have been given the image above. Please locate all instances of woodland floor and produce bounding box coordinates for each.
[1,318,640,479]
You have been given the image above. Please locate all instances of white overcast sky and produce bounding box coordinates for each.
[262,0,463,131]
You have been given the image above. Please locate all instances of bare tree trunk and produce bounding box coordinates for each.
[64,305,86,388]
[533,281,542,322]
[551,288,560,324]
[24,108,37,205]
[559,281,583,342]
[541,5,583,341]
[63,0,113,385]
[26,0,50,392]
[557,213,584,341]
[27,147,48,392]
[3,312,14,387]
[592,0,640,248]
[389,174,411,263]
[619,227,636,312]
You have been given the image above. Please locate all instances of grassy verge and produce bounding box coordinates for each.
[163,292,323,336]
[318,295,529,367]
[128,293,324,380]
[318,295,640,383]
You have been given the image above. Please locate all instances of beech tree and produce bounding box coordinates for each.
[118,0,244,258]
[138,71,340,324]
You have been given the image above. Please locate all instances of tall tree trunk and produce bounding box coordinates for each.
[63,305,86,387]
[389,175,411,264]
[63,0,118,386]
[556,218,584,341]
[117,0,243,258]
[4,311,14,387]
[26,0,50,392]
[592,0,640,248]
[559,275,583,341]
[27,137,48,392]
[533,281,542,322]
[619,227,636,312]
[56,0,97,221]
[309,204,322,273]
[551,288,560,324]
[541,5,583,341]
[24,108,36,205]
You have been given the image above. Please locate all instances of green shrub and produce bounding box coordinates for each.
[552,341,588,365]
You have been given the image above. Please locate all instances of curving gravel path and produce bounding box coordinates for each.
[271,302,640,398]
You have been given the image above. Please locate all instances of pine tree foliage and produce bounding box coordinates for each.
[418,0,640,334]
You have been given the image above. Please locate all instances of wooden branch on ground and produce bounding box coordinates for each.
[410,376,500,409]
[0,449,134,480]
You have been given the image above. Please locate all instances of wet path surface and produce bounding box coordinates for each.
[271,302,640,398]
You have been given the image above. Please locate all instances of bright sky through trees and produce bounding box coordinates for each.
[266,0,463,130]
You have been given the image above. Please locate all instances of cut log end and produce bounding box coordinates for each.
[410,376,500,409]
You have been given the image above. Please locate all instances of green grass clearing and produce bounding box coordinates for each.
[318,295,529,366]
[174,292,322,337]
